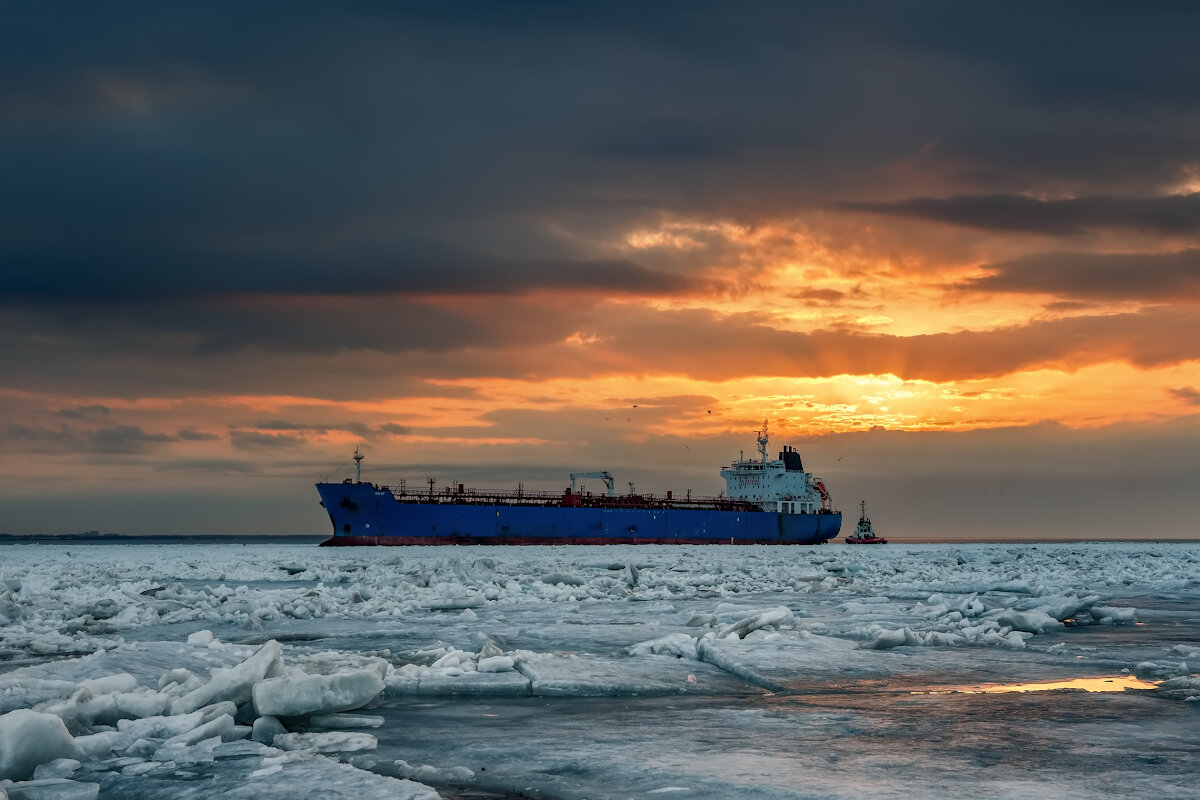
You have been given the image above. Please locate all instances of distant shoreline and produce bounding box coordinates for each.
[0,533,326,544]
[1,533,1197,545]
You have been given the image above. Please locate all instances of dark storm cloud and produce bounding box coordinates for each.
[56,405,112,419]
[1169,386,1200,405]
[842,194,1200,236]
[155,459,258,474]
[0,237,694,302]
[250,420,416,439]
[177,429,220,441]
[588,305,1200,383]
[890,129,1200,194]
[0,291,585,371]
[587,118,746,162]
[788,288,849,307]
[3,299,1198,397]
[229,430,305,450]
[956,250,1200,301]
[4,423,174,454]
[2,3,1200,398]
[253,420,368,435]
[4,2,1200,314]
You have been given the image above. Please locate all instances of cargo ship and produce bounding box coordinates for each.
[316,422,841,546]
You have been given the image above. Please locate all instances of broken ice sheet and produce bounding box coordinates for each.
[0,541,1197,798]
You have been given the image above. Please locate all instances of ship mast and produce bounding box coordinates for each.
[756,419,769,463]
[353,447,364,483]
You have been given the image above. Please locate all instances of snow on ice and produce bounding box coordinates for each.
[0,541,1197,799]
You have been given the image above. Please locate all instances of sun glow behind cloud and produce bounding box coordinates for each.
[5,3,1200,536]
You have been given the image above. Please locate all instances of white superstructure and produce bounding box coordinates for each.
[720,421,833,514]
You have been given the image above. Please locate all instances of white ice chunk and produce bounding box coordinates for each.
[251,715,287,744]
[288,651,389,680]
[1156,675,1200,700]
[157,669,196,692]
[476,655,515,673]
[110,691,169,722]
[248,763,283,778]
[151,734,221,764]
[198,700,238,725]
[430,649,476,671]
[1134,660,1188,679]
[0,710,84,781]
[71,734,112,759]
[167,640,284,715]
[1089,605,1136,624]
[186,630,214,646]
[44,686,170,728]
[78,674,136,696]
[627,633,699,660]
[117,710,204,740]
[858,626,920,650]
[2,779,99,800]
[423,595,485,610]
[1157,675,1200,690]
[994,609,1063,634]
[120,762,161,776]
[30,758,79,780]
[272,731,378,752]
[717,607,795,639]
[1017,594,1099,621]
[307,713,384,730]
[160,713,236,748]
[415,670,531,697]
[518,654,726,697]
[212,740,272,759]
[252,669,384,717]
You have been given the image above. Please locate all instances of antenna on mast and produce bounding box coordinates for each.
[757,419,769,462]
[353,447,364,483]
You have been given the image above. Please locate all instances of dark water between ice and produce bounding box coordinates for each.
[4,542,1198,799]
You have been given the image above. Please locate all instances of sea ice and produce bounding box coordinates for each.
[272,731,378,753]
[716,606,796,639]
[0,540,1195,799]
[994,609,1063,634]
[0,710,83,781]
[307,713,384,729]
[1,778,99,800]
[29,758,79,781]
[159,712,237,747]
[252,669,384,717]
[411,669,532,697]
[167,639,284,714]
[475,654,516,672]
[251,715,287,744]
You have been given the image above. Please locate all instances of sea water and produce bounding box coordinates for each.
[1,542,1197,798]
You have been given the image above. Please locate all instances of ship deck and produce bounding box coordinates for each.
[359,483,765,513]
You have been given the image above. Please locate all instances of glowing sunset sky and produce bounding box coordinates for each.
[2,3,1198,538]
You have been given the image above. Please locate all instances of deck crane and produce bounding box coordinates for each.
[569,471,615,497]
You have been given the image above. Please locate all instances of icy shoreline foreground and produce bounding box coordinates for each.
[1,542,1198,799]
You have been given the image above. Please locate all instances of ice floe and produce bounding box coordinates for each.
[0,541,1196,798]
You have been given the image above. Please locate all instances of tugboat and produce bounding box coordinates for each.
[845,500,887,544]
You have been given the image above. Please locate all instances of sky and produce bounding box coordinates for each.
[2,2,1199,539]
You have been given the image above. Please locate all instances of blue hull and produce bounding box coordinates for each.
[317,482,842,545]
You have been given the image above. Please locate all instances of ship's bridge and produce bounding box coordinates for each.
[719,424,831,515]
